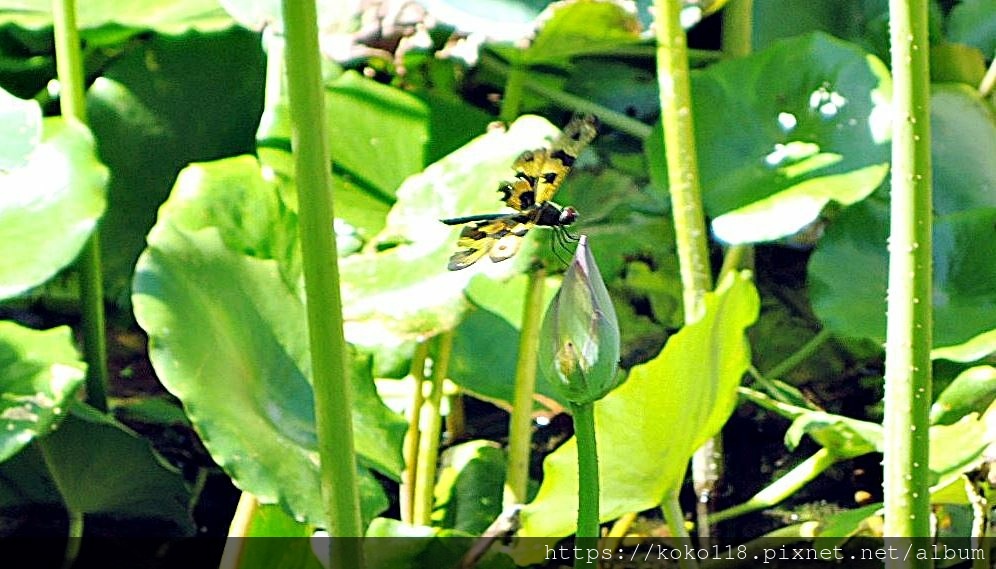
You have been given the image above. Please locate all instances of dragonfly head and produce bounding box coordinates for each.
[558,206,578,226]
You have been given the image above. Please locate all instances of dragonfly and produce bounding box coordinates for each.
[441,113,598,271]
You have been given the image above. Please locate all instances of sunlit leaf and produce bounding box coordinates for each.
[0,90,107,299]
[0,323,85,462]
[132,155,406,527]
[646,32,891,244]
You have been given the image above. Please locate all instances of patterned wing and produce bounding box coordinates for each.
[447,215,534,271]
[498,113,598,210]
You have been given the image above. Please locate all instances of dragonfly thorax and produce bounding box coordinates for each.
[535,202,577,227]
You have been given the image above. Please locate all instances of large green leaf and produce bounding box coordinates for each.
[87,27,265,298]
[232,504,323,569]
[0,323,86,463]
[0,404,192,534]
[0,89,107,299]
[132,155,406,527]
[809,87,996,359]
[645,32,891,245]
[520,0,642,66]
[947,0,996,56]
[516,271,759,547]
[751,0,878,51]
[260,72,453,243]
[929,85,996,215]
[556,169,676,279]
[327,71,429,203]
[811,200,996,356]
[41,404,192,529]
[339,115,564,348]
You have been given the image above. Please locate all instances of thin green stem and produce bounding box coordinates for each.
[764,328,832,381]
[655,0,713,322]
[37,438,84,568]
[281,1,363,565]
[717,245,750,281]
[720,0,753,58]
[62,509,83,569]
[480,54,653,139]
[412,332,453,526]
[401,341,429,525]
[745,366,813,407]
[52,0,108,412]
[505,269,547,506]
[446,389,466,441]
[708,448,838,524]
[51,0,85,119]
[499,61,527,122]
[883,0,933,546]
[662,492,696,569]
[571,401,599,569]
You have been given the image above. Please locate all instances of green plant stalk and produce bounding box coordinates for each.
[280,0,364,563]
[720,0,753,58]
[655,0,716,541]
[401,341,429,525]
[662,492,696,569]
[412,332,453,526]
[479,54,653,140]
[717,244,750,281]
[62,509,83,569]
[765,328,832,381]
[505,268,547,506]
[654,0,714,321]
[52,0,108,413]
[446,389,466,441]
[571,401,599,569]
[883,0,933,544]
[708,448,838,524]
[37,438,84,568]
[499,61,527,122]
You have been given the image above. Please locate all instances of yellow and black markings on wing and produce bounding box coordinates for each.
[441,113,598,271]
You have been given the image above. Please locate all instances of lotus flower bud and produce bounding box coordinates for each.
[539,236,621,405]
